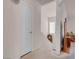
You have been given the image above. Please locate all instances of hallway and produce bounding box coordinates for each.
[3,0,75,59]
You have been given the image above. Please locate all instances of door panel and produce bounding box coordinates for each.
[21,2,32,56]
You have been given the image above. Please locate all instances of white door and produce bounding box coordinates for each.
[21,2,32,56]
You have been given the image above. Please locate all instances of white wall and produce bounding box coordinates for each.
[3,0,41,59]
[3,0,21,59]
[57,0,75,35]
[41,1,62,55]
[64,0,75,33]
[41,1,56,36]
[31,1,41,50]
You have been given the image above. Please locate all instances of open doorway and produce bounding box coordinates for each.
[48,17,56,43]
[48,17,56,34]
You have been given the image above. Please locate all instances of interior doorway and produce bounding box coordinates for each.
[48,17,56,43]
[48,17,56,34]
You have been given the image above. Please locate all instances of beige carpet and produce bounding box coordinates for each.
[21,37,74,59]
[21,47,74,59]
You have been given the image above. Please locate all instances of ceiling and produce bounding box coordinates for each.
[36,0,55,5]
[36,0,75,20]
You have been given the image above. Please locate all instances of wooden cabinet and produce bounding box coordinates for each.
[63,36,71,53]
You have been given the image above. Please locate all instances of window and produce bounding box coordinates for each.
[49,22,55,34]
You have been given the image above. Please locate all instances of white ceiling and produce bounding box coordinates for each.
[36,0,75,20]
[36,0,55,5]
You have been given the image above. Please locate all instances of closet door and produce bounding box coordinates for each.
[21,1,32,56]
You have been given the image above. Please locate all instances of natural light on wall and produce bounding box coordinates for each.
[49,22,55,33]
